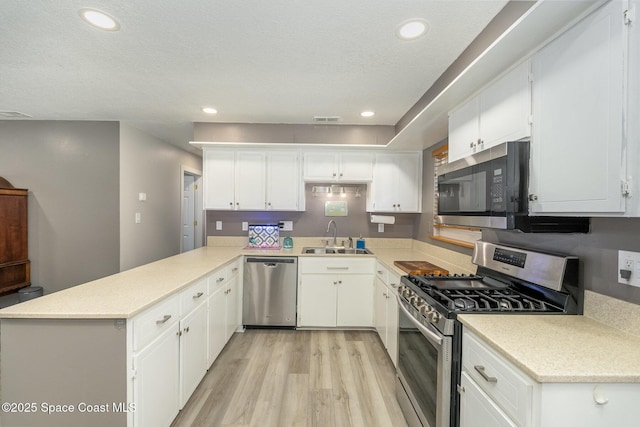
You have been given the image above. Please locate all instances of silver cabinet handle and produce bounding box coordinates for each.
[377,270,384,274]
[474,365,497,383]
[326,266,349,270]
[156,315,171,325]
[216,277,224,283]
[232,267,238,272]
[192,292,204,299]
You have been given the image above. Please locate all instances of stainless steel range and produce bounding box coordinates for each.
[395,241,581,427]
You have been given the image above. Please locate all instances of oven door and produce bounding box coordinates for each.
[396,297,452,427]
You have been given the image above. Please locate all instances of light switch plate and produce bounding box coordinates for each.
[215,221,222,231]
[138,192,147,201]
[378,223,384,233]
[618,250,640,287]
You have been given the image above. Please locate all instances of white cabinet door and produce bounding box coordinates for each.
[336,274,373,327]
[394,153,422,212]
[480,59,531,148]
[224,274,241,341]
[179,302,208,407]
[449,61,532,163]
[339,151,374,181]
[207,285,227,366]
[234,151,266,210]
[374,278,388,344]
[297,274,337,327]
[133,324,180,427]
[459,372,518,427]
[448,97,480,162]
[303,152,338,180]
[530,0,625,214]
[386,272,400,367]
[266,151,300,210]
[203,150,235,210]
[369,152,422,212]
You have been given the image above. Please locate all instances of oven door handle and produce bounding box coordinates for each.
[397,295,443,347]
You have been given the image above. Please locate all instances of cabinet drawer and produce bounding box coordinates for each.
[375,261,389,284]
[463,329,535,427]
[227,258,241,278]
[207,266,228,294]
[299,257,374,274]
[180,277,208,315]
[133,294,180,352]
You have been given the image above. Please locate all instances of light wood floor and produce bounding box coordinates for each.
[171,329,408,427]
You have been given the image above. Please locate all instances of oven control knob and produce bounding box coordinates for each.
[419,305,432,317]
[429,312,442,323]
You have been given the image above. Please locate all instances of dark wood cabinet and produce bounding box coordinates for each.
[0,177,30,295]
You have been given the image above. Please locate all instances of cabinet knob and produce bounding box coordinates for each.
[593,385,609,406]
[528,194,538,202]
[339,173,343,177]
[229,202,233,206]
[193,292,204,299]
[469,141,475,148]
[332,172,337,177]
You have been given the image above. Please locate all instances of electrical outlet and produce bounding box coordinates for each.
[242,222,248,231]
[378,223,384,233]
[618,250,640,287]
[215,221,222,231]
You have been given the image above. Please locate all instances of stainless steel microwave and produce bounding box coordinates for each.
[436,141,589,233]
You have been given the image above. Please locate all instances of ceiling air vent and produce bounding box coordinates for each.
[313,116,341,123]
[0,111,32,118]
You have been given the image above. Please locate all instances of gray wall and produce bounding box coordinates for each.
[193,122,394,145]
[416,142,640,306]
[0,121,120,293]
[206,184,417,241]
[119,124,202,271]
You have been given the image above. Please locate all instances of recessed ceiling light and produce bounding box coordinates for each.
[397,19,428,40]
[79,9,120,31]
[202,107,218,114]
[361,111,375,118]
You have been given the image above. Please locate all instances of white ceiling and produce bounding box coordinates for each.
[0,0,508,154]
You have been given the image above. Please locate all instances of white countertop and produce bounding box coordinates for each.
[458,314,640,383]
[0,241,448,320]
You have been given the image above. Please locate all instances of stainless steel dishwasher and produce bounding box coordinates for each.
[243,257,298,327]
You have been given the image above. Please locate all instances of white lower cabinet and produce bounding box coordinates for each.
[461,328,640,427]
[373,263,399,366]
[131,258,243,427]
[207,259,242,364]
[297,257,374,328]
[179,301,208,407]
[133,323,181,427]
[459,371,517,427]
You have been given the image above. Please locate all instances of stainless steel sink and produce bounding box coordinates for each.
[301,247,373,255]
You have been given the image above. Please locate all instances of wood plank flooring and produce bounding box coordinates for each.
[171,330,408,427]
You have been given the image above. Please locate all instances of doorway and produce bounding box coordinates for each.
[181,166,203,252]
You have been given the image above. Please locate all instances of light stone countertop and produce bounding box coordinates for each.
[457,314,640,383]
[0,239,450,320]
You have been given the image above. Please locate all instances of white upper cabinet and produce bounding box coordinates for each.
[448,60,532,163]
[203,148,302,211]
[235,151,267,210]
[368,152,422,213]
[303,151,373,182]
[265,151,300,210]
[203,150,235,210]
[529,0,626,214]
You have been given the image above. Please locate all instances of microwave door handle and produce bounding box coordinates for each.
[396,295,443,347]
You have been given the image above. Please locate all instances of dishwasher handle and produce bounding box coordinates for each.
[245,257,296,264]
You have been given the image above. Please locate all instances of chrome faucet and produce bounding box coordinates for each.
[326,220,338,247]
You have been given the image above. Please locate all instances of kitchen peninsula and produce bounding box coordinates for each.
[1,238,639,427]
